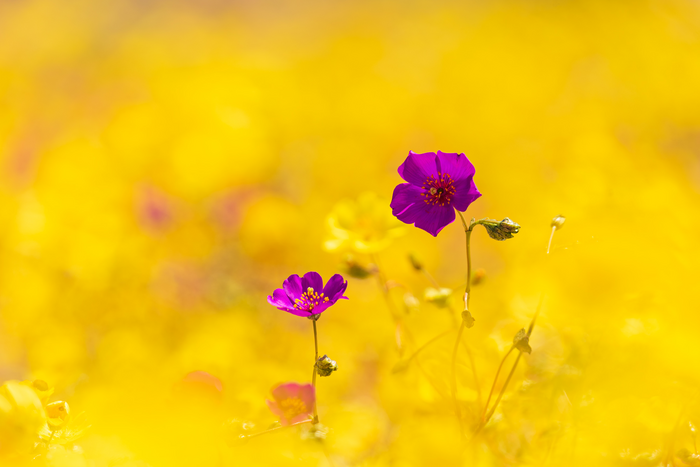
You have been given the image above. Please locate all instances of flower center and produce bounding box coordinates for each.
[294,287,330,312]
[279,397,308,420]
[421,172,455,206]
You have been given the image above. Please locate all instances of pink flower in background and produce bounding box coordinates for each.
[266,382,315,425]
[390,151,481,236]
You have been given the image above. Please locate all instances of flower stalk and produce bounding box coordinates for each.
[311,318,319,423]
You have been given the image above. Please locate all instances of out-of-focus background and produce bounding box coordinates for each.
[1,0,700,465]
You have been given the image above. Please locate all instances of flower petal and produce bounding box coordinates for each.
[413,204,456,237]
[397,151,438,186]
[390,183,425,219]
[282,275,303,300]
[323,274,348,301]
[272,382,301,401]
[451,178,482,212]
[266,399,283,418]
[435,151,476,182]
[267,288,293,309]
[301,272,324,293]
[299,384,316,409]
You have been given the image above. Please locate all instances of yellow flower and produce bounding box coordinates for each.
[0,381,46,459]
[38,407,90,445]
[20,379,54,406]
[324,192,405,254]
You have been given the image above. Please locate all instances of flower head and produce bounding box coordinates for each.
[324,192,405,253]
[266,382,315,426]
[267,272,348,318]
[390,151,481,236]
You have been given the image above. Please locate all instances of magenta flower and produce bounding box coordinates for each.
[267,272,348,317]
[390,151,482,236]
[266,382,315,425]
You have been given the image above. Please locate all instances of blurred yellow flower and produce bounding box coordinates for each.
[20,379,54,406]
[0,381,46,459]
[324,192,405,254]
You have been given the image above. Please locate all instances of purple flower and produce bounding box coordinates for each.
[266,382,315,425]
[390,151,482,236]
[267,272,348,317]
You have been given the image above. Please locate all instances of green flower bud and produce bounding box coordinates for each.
[551,215,566,230]
[480,218,521,241]
[315,355,338,377]
[408,253,423,271]
[424,287,453,308]
[461,310,475,328]
[513,328,532,354]
[341,255,374,279]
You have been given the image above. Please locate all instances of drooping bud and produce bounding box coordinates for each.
[315,355,338,377]
[341,254,375,279]
[424,287,452,308]
[46,401,70,429]
[461,310,475,328]
[480,218,521,241]
[408,253,423,271]
[513,329,532,354]
[551,215,566,230]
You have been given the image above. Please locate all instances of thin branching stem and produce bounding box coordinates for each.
[481,346,515,422]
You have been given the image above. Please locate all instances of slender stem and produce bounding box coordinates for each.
[484,351,521,424]
[372,253,411,356]
[421,269,441,289]
[456,211,473,309]
[398,329,455,370]
[311,319,319,423]
[245,419,314,440]
[451,323,466,436]
[451,210,474,438]
[546,226,556,254]
[462,339,483,408]
[481,346,515,421]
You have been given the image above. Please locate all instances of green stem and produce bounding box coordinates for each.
[481,346,515,421]
[311,318,319,423]
[484,351,521,424]
[451,210,474,437]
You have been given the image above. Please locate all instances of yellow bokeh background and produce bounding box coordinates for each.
[1,0,700,465]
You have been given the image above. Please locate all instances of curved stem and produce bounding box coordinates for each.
[462,339,483,408]
[398,328,455,370]
[484,351,521,424]
[311,319,319,423]
[546,226,556,254]
[372,253,412,356]
[481,347,515,421]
